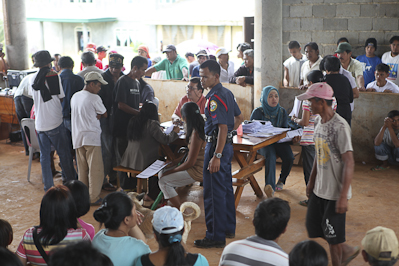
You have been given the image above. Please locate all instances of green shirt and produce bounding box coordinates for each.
[154,54,188,80]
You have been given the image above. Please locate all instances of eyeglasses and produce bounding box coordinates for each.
[186,85,197,91]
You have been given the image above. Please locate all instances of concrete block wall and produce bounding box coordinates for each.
[282,0,399,60]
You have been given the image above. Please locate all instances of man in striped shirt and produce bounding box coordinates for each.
[219,198,290,266]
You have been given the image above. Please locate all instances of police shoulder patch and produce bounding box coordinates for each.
[210,100,217,112]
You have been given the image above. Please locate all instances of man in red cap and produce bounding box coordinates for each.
[297,82,359,266]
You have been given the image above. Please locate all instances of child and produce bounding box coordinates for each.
[0,219,13,248]
[366,63,399,93]
[71,72,107,205]
[283,41,307,87]
[372,110,399,170]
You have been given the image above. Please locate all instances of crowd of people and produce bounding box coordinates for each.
[2,35,398,266]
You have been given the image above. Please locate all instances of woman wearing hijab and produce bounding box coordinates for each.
[250,86,294,197]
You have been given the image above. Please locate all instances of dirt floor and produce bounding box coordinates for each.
[1,139,399,266]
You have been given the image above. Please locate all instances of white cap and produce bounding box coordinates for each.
[84,71,108,85]
[215,47,231,58]
[152,206,184,234]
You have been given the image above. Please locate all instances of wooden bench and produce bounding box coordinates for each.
[113,165,158,193]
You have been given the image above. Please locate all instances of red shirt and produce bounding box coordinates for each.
[80,59,103,70]
[173,94,206,118]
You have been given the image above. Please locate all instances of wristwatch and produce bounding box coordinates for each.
[214,152,223,159]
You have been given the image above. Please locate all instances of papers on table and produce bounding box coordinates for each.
[277,128,303,143]
[247,127,290,138]
[289,97,302,117]
[136,160,170,179]
[242,120,272,134]
[164,124,184,136]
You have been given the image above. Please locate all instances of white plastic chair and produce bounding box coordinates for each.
[21,118,40,182]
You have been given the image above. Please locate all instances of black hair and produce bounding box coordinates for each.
[58,56,74,69]
[389,36,399,44]
[337,37,349,45]
[0,247,23,266]
[209,55,217,61]
[376,63,390,74]
[48,241,113,266]
[38,185,77,247]
[313,97,333,106]
[288,41,300,49]
[154,228,186,266]
[54,53,61,57]
[304,42,319,52]
[253,198,290,240]
[289,240,328,266]
[189,77,203,92]
[365,38,377,50]
[131,55,148,70]
[324,55,341,72]
[237,42,252,52]
[64,180,90,218]
[0,219,13,248]
[388,110,399,119]
[127,101,158,141]
[307,70,325,84]
[200,60,220,76]
[185,52,194,58]
[93,192,133,230]
[181,102,205,144]
[81,51,96,66]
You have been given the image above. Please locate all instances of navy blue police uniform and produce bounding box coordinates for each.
[203,82,241,242]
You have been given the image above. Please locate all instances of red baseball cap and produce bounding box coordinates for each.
[297,82,334,101]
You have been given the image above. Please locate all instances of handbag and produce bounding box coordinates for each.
[32,227,50,264]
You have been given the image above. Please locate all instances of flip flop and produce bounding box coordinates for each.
[371,165,390,171]
[299,199,308,206]
[275,182,284,191]
[342,246,360,266]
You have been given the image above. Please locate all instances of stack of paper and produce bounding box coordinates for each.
[277,128,303,143]
[242,120,272,134]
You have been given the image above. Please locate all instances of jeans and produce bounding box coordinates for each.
[301,145,315,185]
[14,95,33,155]
[100,117,117,184]
[259,142,294,191]
[375,142,399,165]
[37,123,77,191]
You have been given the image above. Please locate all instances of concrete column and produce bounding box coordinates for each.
[82,23,88,47]
[254,0,282,108]
[3,0,29,70]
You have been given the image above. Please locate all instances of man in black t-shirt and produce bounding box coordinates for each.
[112,56,148,189]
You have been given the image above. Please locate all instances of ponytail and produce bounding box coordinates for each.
[154,229,188,266]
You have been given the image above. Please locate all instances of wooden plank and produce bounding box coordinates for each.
[232,158,265,181]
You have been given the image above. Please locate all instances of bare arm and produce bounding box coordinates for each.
[17,256,27,266]
[336,151,354,214]
[306,157,318,198]
[118,102,139,116]
[292,109,310,127]
[353,87,360,98]
[181,68,189,81]
[356,75,365,94]
[283,66,289,87]
[234,113,244,130]
[208,124,227,174]
[374,125,386,146]
[128,224,146,243]
[144,66,157,77]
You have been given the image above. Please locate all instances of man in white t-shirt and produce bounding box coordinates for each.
[297,83,359,266]
[71,72,107,205]
[216,47,235,83]
[219,198,290,266]
[300,42,323,87]
[28,50,77,191]
[283,41,307,87]
[382,36,399,86]
[366,63,399,93]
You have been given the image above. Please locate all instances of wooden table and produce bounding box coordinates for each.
[0,94,18,124]
[160,121,287,209]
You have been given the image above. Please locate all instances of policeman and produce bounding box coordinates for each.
[194,60,243,248]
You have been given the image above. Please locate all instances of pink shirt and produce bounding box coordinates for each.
[78,218,95,240]
[173,95,206,118]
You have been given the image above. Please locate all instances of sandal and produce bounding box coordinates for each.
[264,185,274,198]
[102,182,117,191]
[371,165,390,171]
[299,199,308,206]
[276,182,284,191]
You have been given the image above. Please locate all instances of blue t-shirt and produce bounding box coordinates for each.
[92,229,151,266]
[134,253,209,266]
[192,65,200,77]
[355,54,382,87]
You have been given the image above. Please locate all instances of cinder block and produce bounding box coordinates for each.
[290,5,313,18]
[282,32,290,44]
[351,0,372,2]
[385,32,399,45]
[352,46,365,58]
[334,31,360,45]
[324,0,347,3]
[301,18,324,31]
[323,19,348,31]
[348,18,373,31]
[360,4,382,17]
[385,4,399,17]
[312,31,336,44]
[301,0,324,3]
[336,4,361,17]
[283,5,290,18]
[290,31,312,46]
[313,5,336,17]
[283,18,301,31]
[282,0,302,4]
[375,45,391,58]
[322,45,338,56]
[373,18,399,31]
[358,32,385,45]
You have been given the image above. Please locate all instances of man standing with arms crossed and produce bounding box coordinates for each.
[195,60,243,248]
[297,82,359,266]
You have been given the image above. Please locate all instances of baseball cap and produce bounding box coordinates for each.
[335,42,352,53]
[152,206,184,234]
[97,46,108,53]
[215,47,231,58]
[108,53,124,68]
[84,71,108,85]
[362,226,399,261]
[365,38,377,50]
[297,82,334,101]
[196,50,208,57]
[162,44,176,53]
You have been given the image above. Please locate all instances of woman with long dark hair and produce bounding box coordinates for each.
[16,185,90,265]
[134,206,208,266]
[159,102,205,209]
[120,101,179,202]
[92,192,150,266]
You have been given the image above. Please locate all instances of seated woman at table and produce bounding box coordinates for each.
[250,86,294,197]
[120,101,180,204]
[158,102,205,209]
